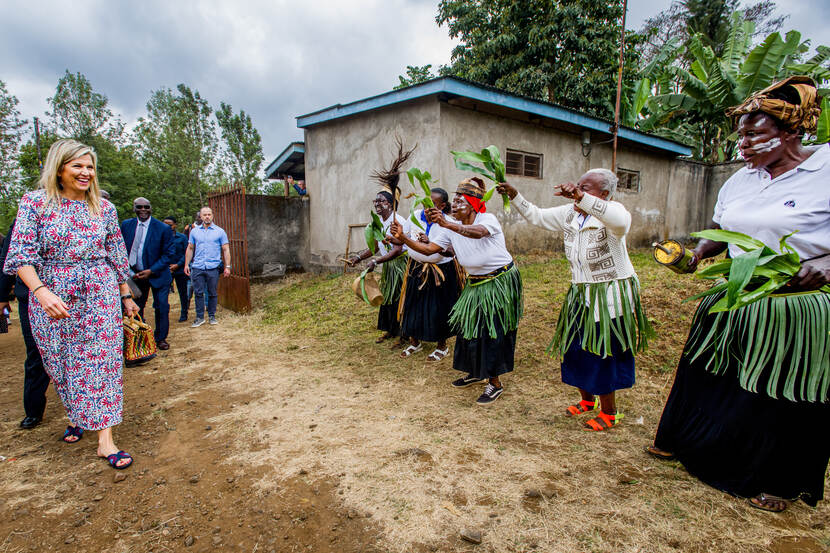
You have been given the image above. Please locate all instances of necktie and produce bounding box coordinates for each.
[129,222,145,270]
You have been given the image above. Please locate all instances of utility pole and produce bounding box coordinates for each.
[611,0,628,172]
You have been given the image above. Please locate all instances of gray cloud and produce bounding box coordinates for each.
[1,0,825,164]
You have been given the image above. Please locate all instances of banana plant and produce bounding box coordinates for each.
[450,145,510,212]
[638,12,830,162]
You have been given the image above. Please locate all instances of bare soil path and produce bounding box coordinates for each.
[1,258,828,553]
[0,302,380,553]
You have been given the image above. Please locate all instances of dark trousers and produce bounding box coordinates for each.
[173,273,190,320]
[134,278,170,342]
[18,299,49,419]
[191,267,219,319]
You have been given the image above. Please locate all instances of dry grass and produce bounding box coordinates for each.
[211,251,830,553]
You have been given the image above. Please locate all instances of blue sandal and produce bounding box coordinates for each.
[105,450,133,470]
[62,426,84,443]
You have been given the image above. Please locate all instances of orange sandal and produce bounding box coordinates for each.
[565,398,598,417]
[583,411,623,431]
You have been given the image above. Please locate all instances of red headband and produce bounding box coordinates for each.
[462,194,487,213]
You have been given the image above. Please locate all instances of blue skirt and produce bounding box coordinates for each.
[560,322,635,395]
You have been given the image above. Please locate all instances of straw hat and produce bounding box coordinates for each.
[352,271,383,306]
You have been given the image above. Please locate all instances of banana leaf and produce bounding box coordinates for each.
[451,146,511,212]
[690,229,765,251]
[365,210,386,253]
[726,247,763,307]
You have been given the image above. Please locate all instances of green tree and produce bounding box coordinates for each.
[436,0,641,118]
[640,13,830,161]
[134,84,219,222]
[215,102,264,192]
[46,70,123,143]
[394,65,437,89]
[0,80,28,229]
[639,0,786,66]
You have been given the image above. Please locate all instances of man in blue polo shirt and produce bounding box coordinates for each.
[184,206,231,327]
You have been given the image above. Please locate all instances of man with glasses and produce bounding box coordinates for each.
[121,197,175,350]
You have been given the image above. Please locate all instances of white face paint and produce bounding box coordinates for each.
[746,137,781,155]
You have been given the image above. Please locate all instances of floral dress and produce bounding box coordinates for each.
[3,190,131,430]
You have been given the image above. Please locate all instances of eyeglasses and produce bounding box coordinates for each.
[134,205,151,209]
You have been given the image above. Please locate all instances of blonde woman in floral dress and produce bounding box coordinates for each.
[4,139,139,469]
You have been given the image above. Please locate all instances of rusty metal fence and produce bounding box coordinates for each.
[207,185,251,312]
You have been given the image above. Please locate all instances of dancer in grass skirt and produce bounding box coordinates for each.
[498,170,653,431]
[347,190,408,347]
[397,188,462,361]
[391,178,522,406]
[646,77,830,513]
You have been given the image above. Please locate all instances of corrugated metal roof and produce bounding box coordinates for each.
[265,141,305,179]
[296,76,691,157]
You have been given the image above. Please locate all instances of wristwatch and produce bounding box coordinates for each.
[121,293,133,301]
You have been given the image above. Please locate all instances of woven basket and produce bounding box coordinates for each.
[123,314,157,366]
[352,271,383,306]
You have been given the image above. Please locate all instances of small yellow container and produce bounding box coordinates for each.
[652,240,696,274]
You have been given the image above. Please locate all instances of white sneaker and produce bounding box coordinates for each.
[191,318,205,328]
[209,316,218,325]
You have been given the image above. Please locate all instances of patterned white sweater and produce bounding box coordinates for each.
[513,192,638,319]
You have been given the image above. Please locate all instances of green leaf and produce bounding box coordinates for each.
[409,208,425,232]
[453,159,496,181]
[726,248,763,307]
[482,185,497,202]
[691,229,766,251]
[364,220,376,254]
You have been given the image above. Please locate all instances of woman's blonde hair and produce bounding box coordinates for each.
[40,139,102,216]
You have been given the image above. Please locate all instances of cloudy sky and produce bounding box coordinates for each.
[2,0,827,165]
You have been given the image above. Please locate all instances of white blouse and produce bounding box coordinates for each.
[404,210,455,264]
[377,212,408,257]
[713,144,830,260]
[431,212,513,275]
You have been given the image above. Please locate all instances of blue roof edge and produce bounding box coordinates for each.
[265,141,305,178]
[296,77,691,157]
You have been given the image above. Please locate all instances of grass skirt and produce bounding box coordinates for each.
[654,291,830,506]
[399,259,461,342]
[377,256,407,335]
[548,276,653,358]
[450,264,522,379]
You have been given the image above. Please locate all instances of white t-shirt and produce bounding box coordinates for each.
[431,212,513,275]
[404,210,455,264]
[713,144,830,259]
[377,212,407,257]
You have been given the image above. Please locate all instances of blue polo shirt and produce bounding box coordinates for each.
[189,223,229,270]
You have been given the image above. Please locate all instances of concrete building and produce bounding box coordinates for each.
[267,77,741,271]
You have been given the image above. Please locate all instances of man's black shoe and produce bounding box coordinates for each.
[19,416,42,429]
[178,316,188,322]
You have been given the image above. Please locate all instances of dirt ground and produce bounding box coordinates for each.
[1,256,829,553]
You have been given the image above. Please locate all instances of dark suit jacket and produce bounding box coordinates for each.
[0,219,29,301]
[171,232,188,276]
[121,216,175,288]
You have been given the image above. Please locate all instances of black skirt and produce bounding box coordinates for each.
[454,326,517,380]
[654,304,830,506]
[377,303,400,336]
[400,260,460,343]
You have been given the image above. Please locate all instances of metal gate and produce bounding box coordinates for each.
[207,185,251,312]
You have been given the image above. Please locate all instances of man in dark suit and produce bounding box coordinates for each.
[121,197,175,350]
[0,219,50,429]
[163,216,190,322]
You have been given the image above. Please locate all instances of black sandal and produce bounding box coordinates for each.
[62,425,84,444]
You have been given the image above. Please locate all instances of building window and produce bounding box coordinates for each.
[616,168,640,193]
[506,149,543,178]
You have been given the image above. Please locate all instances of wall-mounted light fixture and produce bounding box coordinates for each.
[581,130,592,157]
